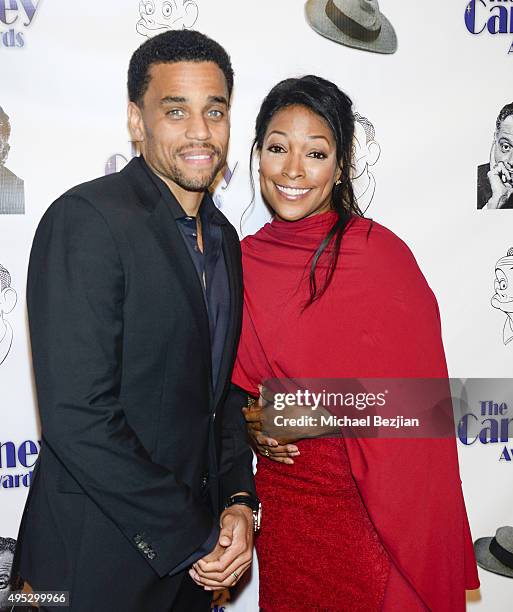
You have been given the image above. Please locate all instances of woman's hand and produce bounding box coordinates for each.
[242,386,301,465]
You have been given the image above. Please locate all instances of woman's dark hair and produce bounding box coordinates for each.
[250,75,363,306]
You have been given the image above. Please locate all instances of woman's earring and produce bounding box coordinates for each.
[335,179,342,185]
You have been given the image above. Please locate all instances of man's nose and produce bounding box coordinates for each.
[282,153,305,180]
[185,113,211,141]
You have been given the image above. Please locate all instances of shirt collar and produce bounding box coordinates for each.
[138,156,226,225]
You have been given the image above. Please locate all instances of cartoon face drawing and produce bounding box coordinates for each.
[0,106,25,215]
[136,0,199,38]
[351,113,381,213]
[0,537,16,610]
[0,264,17,365]
[491,248,513,345]
[352,115,380,180]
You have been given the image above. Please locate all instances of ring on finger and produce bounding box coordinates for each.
[232,570,239,583]
[263,448,270,457]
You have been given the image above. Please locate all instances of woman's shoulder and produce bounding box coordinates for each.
[240,221,273,252]
[345,216,418,265]
[343,217,431,292]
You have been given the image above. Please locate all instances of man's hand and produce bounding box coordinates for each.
[487,161,513,208]
[189,505,254,591]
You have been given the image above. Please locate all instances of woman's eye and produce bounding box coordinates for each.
[308,151,327,160]
[267,145,285,153]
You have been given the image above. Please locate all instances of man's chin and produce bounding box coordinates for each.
[176,175,216,192]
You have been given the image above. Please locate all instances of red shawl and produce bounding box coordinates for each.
[232,211,479,611]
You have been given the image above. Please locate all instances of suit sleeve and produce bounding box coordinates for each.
[28,195,213,577]
[218,384,256,506]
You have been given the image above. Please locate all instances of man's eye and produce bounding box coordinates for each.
[162,2,173,17]
[167,109,185,118]
[499,279,508,290]
[208,109,224,119]
[308,151,327,160]
[144,1,155,15]
[501,143,511,152]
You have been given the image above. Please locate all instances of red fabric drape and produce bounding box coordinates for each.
[232,211,479,611]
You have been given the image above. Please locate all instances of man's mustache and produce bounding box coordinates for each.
[176,144,220,156]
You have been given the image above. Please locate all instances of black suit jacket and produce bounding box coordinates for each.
[12,158,254,608]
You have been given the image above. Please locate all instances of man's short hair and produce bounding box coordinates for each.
[0,537,16,556]
[128,30,234,106]
[0,265,11,292]
[0,107,10,140]
[496,103,513,131]
[354,112,375,143]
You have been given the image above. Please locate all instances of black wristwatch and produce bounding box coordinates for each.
[224,494,262,533]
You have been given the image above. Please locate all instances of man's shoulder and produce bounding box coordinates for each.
[38,161,147,235]
[50,159,144,219]
[62,167,132,207]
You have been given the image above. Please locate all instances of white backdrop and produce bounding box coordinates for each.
[1,1,512,610]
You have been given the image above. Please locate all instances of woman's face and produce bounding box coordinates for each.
[259,104,341,222]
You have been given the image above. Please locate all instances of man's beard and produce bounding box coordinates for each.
[167,159,223,192]
[162,144,225,193]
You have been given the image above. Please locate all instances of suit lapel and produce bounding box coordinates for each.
[146,202,212,353]
[123,158,213,385]
[214,225,242,407]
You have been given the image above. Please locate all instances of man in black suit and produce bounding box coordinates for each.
[11,30,258,611]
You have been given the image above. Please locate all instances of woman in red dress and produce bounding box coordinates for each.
[231,76,479,611]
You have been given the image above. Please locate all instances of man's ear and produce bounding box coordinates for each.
[127,102,145,143]
[0,287,17,315]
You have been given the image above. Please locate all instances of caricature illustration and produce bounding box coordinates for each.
[478,102,513,209]
[491,248,513,345]
[352,112,381,213]
[136,0,199,38]
[474,526,513,579]
[305,0,398,55]
[0,264,17,365]
[0,537,16,611]
[0,106,24,215]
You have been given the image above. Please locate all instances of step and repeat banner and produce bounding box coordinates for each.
[1,1,513,610]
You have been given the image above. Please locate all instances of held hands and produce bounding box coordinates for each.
[242,385,302,465]
[487,161,513,208]
[189,504,253,591]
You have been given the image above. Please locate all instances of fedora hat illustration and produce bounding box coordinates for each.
[474,526,513,578]
[305,0,397,54]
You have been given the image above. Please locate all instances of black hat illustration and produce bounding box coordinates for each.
[474,526,513,578]
[305,0,397,54]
